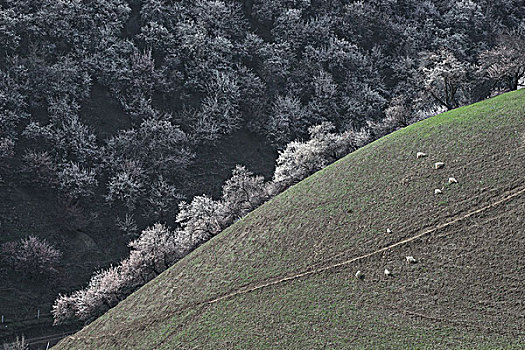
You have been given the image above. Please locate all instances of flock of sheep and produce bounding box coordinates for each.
[355,151,458,280]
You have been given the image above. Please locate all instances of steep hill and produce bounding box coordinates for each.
[54,90,525,349]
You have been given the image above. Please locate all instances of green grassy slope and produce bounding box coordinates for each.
[54,90,525,349]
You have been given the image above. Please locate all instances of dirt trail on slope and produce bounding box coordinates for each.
[66,185,525,346]
[203,185,525,306]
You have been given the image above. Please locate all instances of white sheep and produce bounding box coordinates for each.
[386,228,392,234]
[434,188,443,195]
[406,256,417,264]
[434,162,445,169]
[355,270,364,280]
[384,268,392,276]
[448,177,458,184]
[417,152,427,159]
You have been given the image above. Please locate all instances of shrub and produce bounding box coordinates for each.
[266,95,307,148]
[221,165,269,223]
[0,137,15,159]
[53,224,186,325]
[105,161,147,211]
[76,266,125,322]
[128,224,184,275]
[368,95,429,138]
[191,70,243,143]
[273,122,370,185]
[23,99,100,166]
[41,58,92,104]
[52,292,81,325]
[116,213,139,238]
[0,68,29,141]
[145,176,183,222]
[419,49,472,110]
[22,150,57,183]
[115,49,166,119]
[176,195,226,246]
[57,162,98,200]
[1,236,62,278]
[103,117,193,177]
[53,265,126,324]
[479,29,525,92]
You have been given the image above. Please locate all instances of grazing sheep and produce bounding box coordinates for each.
[355,270,364,280]
[417,152,427,159]
[434,162,445,169]
[406,256,417,264]
[434,188,443,195]
[386,228,392,234]
[384,268,392,276]
[448,177,458,184]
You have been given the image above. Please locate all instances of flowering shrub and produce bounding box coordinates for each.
[1,236,62,278]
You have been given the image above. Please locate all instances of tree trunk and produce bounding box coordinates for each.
[511,74,519,91]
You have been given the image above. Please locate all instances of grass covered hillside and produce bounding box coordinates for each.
[54,90,525,349]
